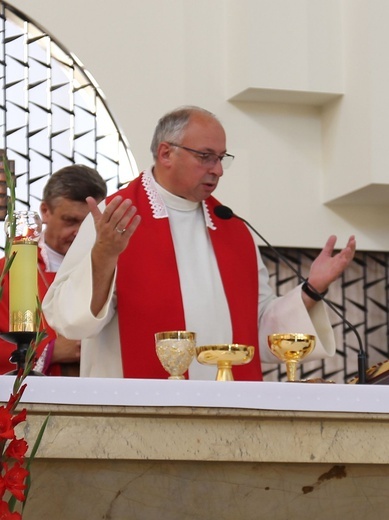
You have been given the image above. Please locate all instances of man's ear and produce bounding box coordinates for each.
[157,142,173,166]
[40,201,50,224]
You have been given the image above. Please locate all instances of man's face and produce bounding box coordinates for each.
[40,197,91,255]
[159,113,228,202]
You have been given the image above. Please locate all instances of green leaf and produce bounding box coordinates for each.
[0,154,16,301]
[27,414,50,466]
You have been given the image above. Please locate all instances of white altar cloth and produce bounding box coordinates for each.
[0,376,388,413]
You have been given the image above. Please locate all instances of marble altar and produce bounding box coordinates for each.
[1,378,388,520]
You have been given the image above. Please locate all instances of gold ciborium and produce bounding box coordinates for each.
[267,333,316,382]
[196,344,255,381]
[155,331,196,380]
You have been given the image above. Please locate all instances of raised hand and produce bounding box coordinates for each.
[86,195,141,258]
[306,235,356,296]
[86,195,141,316]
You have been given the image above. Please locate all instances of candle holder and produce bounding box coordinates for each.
[1,210,45,375]
[0,331,46,376]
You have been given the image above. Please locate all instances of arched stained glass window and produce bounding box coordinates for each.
[0,1,138,218]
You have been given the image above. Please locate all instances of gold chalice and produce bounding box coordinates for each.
[267,333,316,382]
[155,331,196,380]
[196,344,255,381]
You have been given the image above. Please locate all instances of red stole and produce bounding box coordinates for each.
[112,173,263,381]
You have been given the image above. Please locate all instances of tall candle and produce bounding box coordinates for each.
[7,211,42,332]
[9,242,38,331]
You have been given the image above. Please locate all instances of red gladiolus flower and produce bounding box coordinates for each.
[0,500,22,519]
[2,464,28,502]
[10,410,26,429]
[0,477,6,500]
[5,395,17,414]
[0,409,14,441]
[5,385,26,413]
[4,439,28,463]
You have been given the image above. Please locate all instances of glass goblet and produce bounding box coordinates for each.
[155,331,196,380]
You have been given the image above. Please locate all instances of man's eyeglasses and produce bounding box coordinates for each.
[168,143,235,169]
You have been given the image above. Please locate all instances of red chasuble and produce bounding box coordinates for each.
[112,172,263,381]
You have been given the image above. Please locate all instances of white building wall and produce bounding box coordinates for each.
[6,0,389,251]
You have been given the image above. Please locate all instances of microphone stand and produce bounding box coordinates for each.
[227,211,367,384]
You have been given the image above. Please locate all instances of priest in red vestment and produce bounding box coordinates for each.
[0,164,107,375]
[43,106,356,380]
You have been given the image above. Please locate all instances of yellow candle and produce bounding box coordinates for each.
[9,242,38,332]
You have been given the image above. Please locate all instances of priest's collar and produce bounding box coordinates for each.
[39,231,65,272]
[142,168,216,229]
[155,180,199,212]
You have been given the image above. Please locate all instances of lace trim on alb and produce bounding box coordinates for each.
[142,170,168,219]
[203,201,217,230]
[33,345,47,374]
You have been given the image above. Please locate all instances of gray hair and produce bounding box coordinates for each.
[43,164,107,209]
[150,106,219,160]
